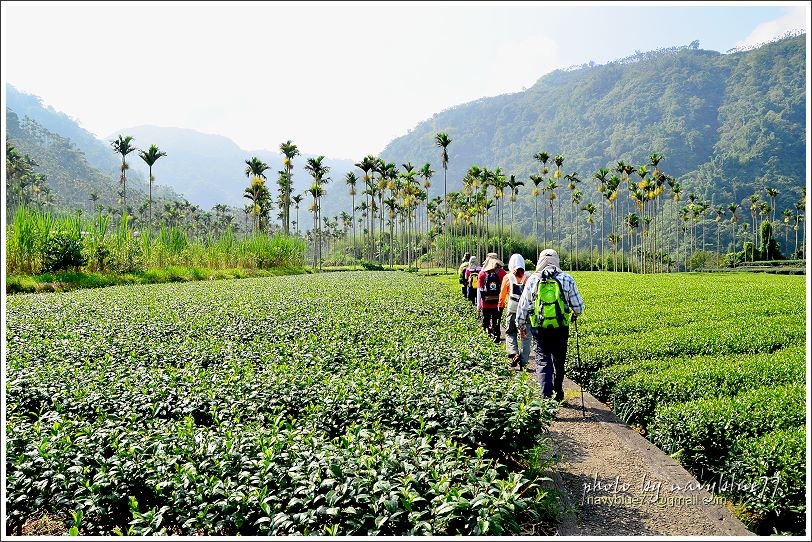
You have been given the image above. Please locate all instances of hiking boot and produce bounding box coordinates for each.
[554,391,565,402]
[508,354,519,368]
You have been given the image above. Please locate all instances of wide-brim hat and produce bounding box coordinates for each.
[482,252,504,272]
[537,248,560,271]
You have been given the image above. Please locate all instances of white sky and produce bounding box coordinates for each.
[2,1,810,161]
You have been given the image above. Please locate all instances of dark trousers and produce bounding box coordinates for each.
[532,326,569,398]
[482,307,503,340]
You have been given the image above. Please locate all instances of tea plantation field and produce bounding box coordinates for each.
[5,271,808,535]
[569,272,807,535]
[5,272,557,536]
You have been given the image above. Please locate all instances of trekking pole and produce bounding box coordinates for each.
[574,317,586,417]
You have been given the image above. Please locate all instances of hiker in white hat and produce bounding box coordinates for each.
[498,253,532,371]
[515,248,585,401]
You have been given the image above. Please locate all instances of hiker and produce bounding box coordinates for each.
[499,253,531,370]
[515,248,584,401]
[477,252,506,343]
[457,252,471,299]
[463,256,481,306]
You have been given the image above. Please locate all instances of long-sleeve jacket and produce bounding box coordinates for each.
[476,268,506,309]
[515,267,584,328]
[498,270,527,311]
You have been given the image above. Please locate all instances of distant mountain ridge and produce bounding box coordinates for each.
[380,35,806,216]
[109,124,358,212]
[6,108,183,213]
[6,84,120,175]
[5,33,807,232]
[7,83,358,220]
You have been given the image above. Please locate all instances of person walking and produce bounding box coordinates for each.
[515,248,584,401]
[499,253,531,370]
[463,256,481,306]
[457,252,471,299]
[477,252,506,343]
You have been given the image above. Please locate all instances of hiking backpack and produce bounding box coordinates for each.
[467,267,482,289]
[530,273,571,329]
[481,270,501,302]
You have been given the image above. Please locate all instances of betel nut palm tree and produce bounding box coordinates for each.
[279,140,300,235]
[244,157,271,233]
[434,132,451,271]
[111,134,136,214]
[345,171,359,259]
[137,144,167,230]
[292,193,305,235]
[304,156,330,270]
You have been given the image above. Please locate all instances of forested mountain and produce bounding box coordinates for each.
[6,109,184,214]
[6,84,120,175]
[5,34,806,241]
[381,34,806,225]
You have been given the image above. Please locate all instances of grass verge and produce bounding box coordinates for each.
[5,266,308,294]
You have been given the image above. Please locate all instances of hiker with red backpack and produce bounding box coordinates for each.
[477,252,507,343]
[515,249,584,401]
[499,253,532,371]
[463,256,481,306]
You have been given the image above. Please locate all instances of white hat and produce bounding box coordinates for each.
[537,248,560,271]
[508,253,525,272]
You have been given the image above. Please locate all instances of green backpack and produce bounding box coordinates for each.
[530,273,571,329]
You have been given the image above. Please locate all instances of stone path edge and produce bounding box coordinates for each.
[554,376,754,537]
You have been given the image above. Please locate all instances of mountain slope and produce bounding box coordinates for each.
[6,109,187,213]
[380,35,806,215]
[6,84,120,175]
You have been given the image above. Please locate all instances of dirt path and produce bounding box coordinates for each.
[504,335,753,536]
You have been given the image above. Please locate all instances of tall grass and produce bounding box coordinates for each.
[6,207,307,276]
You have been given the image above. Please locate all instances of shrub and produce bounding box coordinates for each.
[42,231,87,272]
[723,426,806,535]
[359,259,384,271]
[648,384,805,476]
[609,347,805,428]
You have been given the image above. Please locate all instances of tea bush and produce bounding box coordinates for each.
[6,272,557,535]
[647,384,805,476]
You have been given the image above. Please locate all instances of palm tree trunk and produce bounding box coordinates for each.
[148,165,153,231]
[351,193,356,261]
[534,196,539,258]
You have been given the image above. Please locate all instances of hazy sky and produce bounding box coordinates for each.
[2,1,809,161]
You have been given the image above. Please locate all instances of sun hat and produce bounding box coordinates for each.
[507,253,525,272]
[468,256,479,267]
[537,248,560,272]
[482,252,504,272]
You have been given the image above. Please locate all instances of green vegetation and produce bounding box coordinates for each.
[6,273,558,535]
[5,266,305,294]
[7,35,806,276]
[5,206,307,285]
[570,272,806,534]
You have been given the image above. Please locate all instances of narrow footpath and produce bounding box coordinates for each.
[512,344,753,536]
